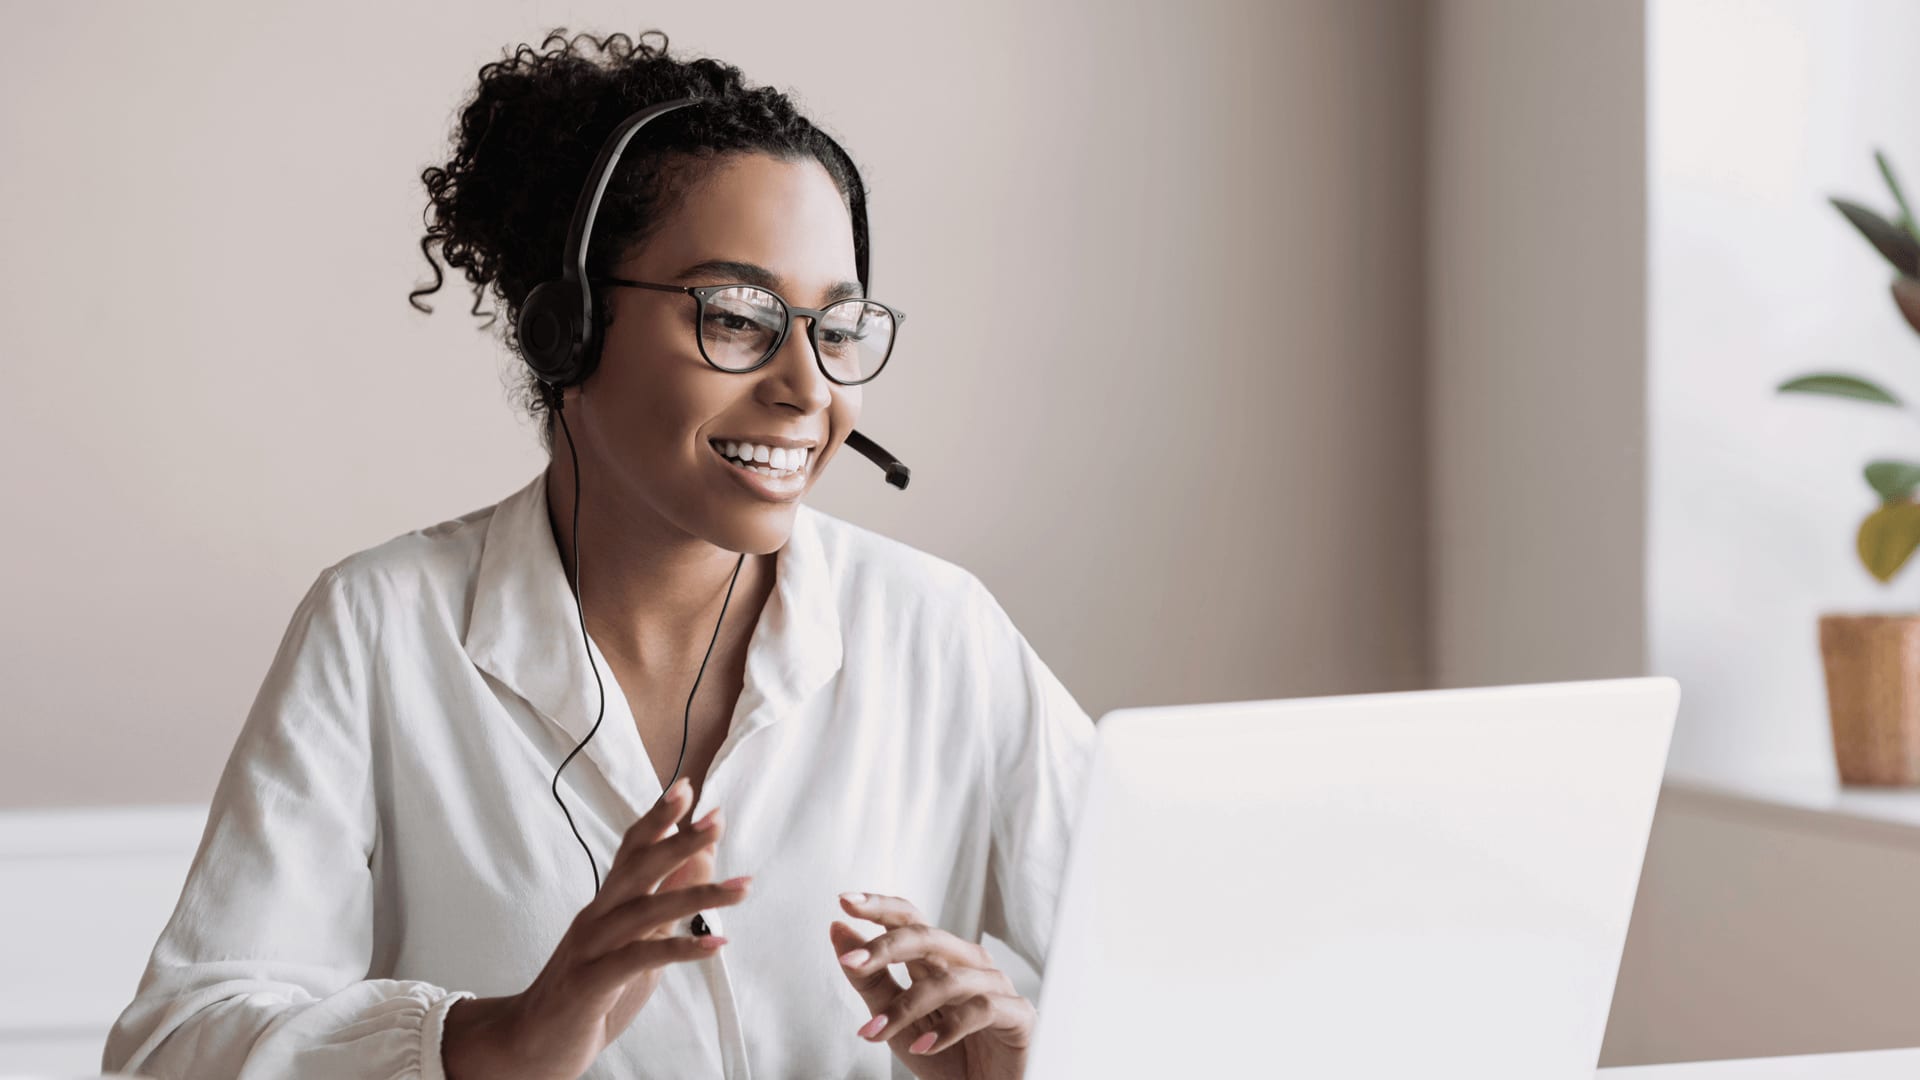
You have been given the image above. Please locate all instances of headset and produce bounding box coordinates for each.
[516,96,908,908]
[515,95,910,488]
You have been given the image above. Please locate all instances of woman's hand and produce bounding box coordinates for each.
[829,892,1036,1080]
[443,777,751,1080]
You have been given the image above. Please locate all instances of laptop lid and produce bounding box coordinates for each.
[1025,676,1679,1080]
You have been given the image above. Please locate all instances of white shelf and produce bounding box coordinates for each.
[1662,764,1920,849]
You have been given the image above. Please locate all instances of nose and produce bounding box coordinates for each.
[759,313,834,413]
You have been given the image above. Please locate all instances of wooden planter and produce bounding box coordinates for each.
[1819,613,1920,785]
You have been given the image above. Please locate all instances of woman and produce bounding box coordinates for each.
[101,28,1096,1080]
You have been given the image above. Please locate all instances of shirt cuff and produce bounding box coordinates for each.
[419,988,479,1080]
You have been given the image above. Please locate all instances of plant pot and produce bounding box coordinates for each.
[1818,613,1920,785]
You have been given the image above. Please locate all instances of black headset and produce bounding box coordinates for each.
[515,95,910,489]
[522,96,906,904]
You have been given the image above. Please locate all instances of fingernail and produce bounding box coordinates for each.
[698,935,728,949]
[840,891,865,905]
[838,948,870,968]
[910,1031,937,1055]
[673,777,692,800]
[858,1013,888,1039]
[694,807,722,831]
[721,875,752,890]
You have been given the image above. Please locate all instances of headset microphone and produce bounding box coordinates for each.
[843,430,909,489]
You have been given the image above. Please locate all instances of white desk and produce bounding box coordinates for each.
[1598,1047,1920,1077]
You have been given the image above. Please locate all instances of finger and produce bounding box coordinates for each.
[838,924,991,981]
[656,819,718,899]
[830,920,903,1013]
[838,891,926,930]
[576,931,729,998]
[599,809,724,904]
[586,877,752,958]
[583,782,700,918]
[856,966,1007,1046]
[837,892,951,987]
[615,777,696,863]
[910,992,1036,1057]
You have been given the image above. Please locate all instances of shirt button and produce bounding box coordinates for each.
[691,913,710,936]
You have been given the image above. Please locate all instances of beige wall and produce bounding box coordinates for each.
[0,0,1431,808]
[1426,0,1650,690]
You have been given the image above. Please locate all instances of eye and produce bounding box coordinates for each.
[704,305,781,336]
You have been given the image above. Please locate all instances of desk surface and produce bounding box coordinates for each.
[1599,1047,1920,1077]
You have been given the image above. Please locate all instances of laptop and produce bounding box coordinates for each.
[1025,676,1679,1080]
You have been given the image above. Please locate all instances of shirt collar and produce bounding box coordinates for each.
[463,470,844,812]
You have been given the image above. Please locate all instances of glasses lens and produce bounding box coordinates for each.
[700,286,786,371]
[815,300,896,383]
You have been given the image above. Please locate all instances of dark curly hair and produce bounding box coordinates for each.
[408,28,866,452]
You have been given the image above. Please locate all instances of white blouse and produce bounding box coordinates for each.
[101,470,1098,1080]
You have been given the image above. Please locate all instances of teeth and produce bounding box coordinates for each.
[714,440,810,474]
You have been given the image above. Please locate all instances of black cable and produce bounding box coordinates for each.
[674,535,747,796]
[549,390,746,897]
[549,396,607,896]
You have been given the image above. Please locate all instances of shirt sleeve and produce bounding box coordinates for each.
[101,565,476,1080]
[965,574,1099,978]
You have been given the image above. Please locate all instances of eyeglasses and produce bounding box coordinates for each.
[593,277,905,386]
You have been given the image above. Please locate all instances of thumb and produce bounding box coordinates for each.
[830,919,901,1012]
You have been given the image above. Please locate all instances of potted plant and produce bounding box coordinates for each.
[1779,149,1920,785]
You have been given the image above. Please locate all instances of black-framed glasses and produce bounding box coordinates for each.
[594,277,905,386]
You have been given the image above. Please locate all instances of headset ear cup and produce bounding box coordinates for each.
[517,280,584,386]
[574,292,609,385]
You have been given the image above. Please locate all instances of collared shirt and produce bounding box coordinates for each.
[102,470,1098,1080]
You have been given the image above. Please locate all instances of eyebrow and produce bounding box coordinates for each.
[671,259,865,304]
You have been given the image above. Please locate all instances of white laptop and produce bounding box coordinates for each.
[1025,676,1679,1080]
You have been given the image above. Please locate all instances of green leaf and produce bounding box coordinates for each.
[1859,502,1920,582]
[1878,149,1919,242]
[1895,277,1920,337]
[1866,460,1920,502]
[1777,373,1902,404]
[1832,196,1920,276]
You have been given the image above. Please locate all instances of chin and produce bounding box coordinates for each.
[709,507,800,556]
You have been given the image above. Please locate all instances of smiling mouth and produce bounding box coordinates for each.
[709,439,812,478]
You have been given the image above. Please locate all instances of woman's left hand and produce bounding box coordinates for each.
[830,891,1035,1080]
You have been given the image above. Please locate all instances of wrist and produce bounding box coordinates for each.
[440,994,524,1080]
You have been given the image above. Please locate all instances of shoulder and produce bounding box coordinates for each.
[311,496,498,624]
[798,502,990,622]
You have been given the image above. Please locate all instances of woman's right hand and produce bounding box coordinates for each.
[442,776,752,1080]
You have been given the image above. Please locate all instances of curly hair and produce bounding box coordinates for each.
[408,28,866,452]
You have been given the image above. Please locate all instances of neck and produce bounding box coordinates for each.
[543,457,770,677]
